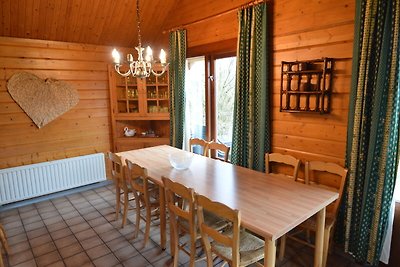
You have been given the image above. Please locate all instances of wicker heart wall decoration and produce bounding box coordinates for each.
[7,72,79,128]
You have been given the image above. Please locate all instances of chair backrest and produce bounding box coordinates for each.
[265,152,301,181]
[189,138,208,156]
[206,141,230,162]
[162,176,196,235]
[107,152,125,187]
[305,161,348,219]
[196,194,240,266]
[125,159,149,203]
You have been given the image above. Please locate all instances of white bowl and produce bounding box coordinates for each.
[168,151,193,170]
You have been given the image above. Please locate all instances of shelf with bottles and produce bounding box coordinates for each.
[280,58,333,114]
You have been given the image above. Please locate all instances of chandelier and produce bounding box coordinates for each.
[111,0,168,78]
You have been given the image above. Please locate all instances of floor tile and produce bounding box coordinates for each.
[12,259,37,267]
[79,235,104,250]
[69,221,90,234]
[92,253,119,267]
[8,249,34,266]
[50,227,73,240]
[75,228,97,241]
[0,185,366,267]
[54,234,79,249]
[24,221,44,232]
[26,227,48,240]
[32,241,57,257]
[7,233,28,246]
[99,229,121,243]
[64,252,92,267]
[59,242,83,258]
[105,236,131,252]
[114,245,139,262]
[86,243,111,260]
[36,250,61,266]
[29,234,52,248]
[8,240,31,255]
[46,221,67,233]
[122,253,150,267]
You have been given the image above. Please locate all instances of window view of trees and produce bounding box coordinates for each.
[215,57,236,147]
[184,57,206,150]
[184,56,236,154]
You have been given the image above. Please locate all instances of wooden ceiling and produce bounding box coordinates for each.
[0,0,250,49]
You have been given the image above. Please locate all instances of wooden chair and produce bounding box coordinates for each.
[265,153,301,260]
[282,161,348,267]
[107,152,134,228]
[205,141,230,162]
[125,159,160,247]
[196,194,265,267]
[0,223,9,267]
[265,152,301,181]
[189,138,209,156]
[162,176,227,267]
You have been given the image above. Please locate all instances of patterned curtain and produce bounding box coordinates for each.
[231,3,270,171]
[169,30,186,149]
[336,0,400,265]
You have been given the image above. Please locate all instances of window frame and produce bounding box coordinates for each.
[204,52,237,143]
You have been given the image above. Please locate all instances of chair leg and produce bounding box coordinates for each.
[0,224,9,254]
[189,231,197,267]
[121,191,129,228]
[133,198,141,239]
[279,235,286,261]
[115,185,120,221]
[143,206,151,247]
[0,252,4,267]
[170,214,179,267]
[322,226,332,267]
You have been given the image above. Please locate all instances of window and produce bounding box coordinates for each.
[184,55,236,159]
[183,56,206,152]
[214,57,236,158]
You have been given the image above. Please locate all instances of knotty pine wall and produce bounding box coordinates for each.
[166,0,354,168]
[0,37,112,169]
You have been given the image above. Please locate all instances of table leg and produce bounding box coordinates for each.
[265,238,276,267]
[314,207,326,267]
[159,186,166,250]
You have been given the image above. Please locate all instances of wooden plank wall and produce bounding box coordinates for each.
[165,0,354,168]
[0,37,112,169]
[271,1,354,167]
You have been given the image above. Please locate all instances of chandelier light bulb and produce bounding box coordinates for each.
[112,49,120,64]
[160,49,166,64]
[111,0,168,78]
[145,46,153,62]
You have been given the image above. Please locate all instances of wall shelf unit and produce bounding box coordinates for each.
[108,65,170,152]
[280,58,333,114]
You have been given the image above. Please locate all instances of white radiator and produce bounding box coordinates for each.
[0,153,106,205]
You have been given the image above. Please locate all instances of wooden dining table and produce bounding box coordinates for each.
[117,145,338,267]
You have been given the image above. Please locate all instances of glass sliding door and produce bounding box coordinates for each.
[183,56,206,152]
[214,56,236,159]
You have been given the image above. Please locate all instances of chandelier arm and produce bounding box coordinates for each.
[112,0,168,79]
[151,64,169,77]
[114,65,132,77]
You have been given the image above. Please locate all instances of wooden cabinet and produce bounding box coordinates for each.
[108,65,170,152]
[280,58,333,114]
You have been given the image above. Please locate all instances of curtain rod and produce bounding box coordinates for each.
[162,0,267,34]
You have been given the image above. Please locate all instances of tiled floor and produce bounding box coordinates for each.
[0,184,363,267]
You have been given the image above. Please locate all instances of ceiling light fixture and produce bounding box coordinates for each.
[111,0,168,78]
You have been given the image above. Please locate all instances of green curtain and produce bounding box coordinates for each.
[336,0,400,265]
[231,3,270,171]
[169,30,186,149]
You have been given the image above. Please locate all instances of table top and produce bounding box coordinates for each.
[118,145,338,241]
